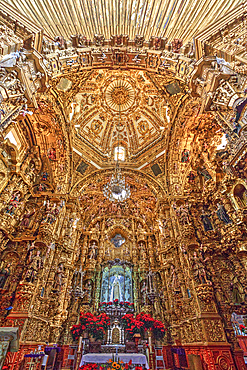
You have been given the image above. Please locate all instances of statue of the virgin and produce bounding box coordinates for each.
[110,274,123,301]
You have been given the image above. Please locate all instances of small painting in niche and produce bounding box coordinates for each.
[111,234,125,248]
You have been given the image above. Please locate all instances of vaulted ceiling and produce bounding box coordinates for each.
[3,0,242,42]
[71,69,170,165]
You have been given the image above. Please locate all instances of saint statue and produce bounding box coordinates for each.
[197,166,212,181]
[141,280,147,304]
[170,265,181,294]
[110,275,123,301]
[20,208,36,228]
[25,250,42,283]
[53,263,65,293]
[0,263,11,289]
[89,242,97,259]
[191,251,211,285]
[200,210,213,232]
[230,276,244,304]
[181,149,190,163]
[216,203,232,224]
[6,191,21,216]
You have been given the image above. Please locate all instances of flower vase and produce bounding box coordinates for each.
[133,333,141,348]
[89,334,96,343]
[155,340,162,347]
[83,331,88,339]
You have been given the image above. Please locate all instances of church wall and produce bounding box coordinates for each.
[1,6,247,370]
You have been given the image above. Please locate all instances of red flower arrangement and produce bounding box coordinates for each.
[136,313,155,330]
[122,313,144,337]
[122,312,166,340]
[72,311,166,342]
[70,324,81,341]
[71,312,110,341]
[79,362,142,370]
[121,314,134,326]
[152,319,166,340]
[79,365,98,370]
[240,324,246,334]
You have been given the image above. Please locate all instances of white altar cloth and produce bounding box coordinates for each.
[80,354,149,369]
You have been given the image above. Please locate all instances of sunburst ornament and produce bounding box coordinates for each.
[105,79,135,112]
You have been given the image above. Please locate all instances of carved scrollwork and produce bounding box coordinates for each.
[204,319,225,342]
[196,284,214,303]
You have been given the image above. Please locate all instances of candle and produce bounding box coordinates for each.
[78,337,82,352]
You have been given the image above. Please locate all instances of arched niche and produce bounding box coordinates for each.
[233,183,247,208]
[0,249,20,290]
[34,241,49,254]
[100,261,133,303]
[107,226,129,246]
[103,226,132,263]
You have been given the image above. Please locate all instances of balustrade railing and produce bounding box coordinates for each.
[99,302,134,317]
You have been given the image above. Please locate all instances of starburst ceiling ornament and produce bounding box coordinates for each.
[105,78,135,111]
[103,105,131,203]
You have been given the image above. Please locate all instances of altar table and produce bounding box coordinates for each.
[80,353,149,369]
